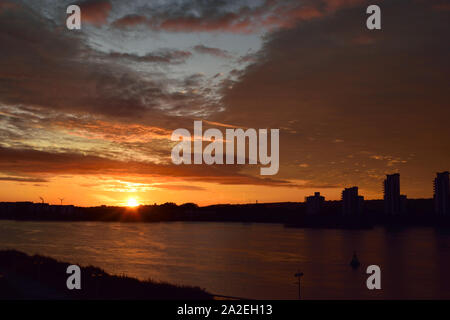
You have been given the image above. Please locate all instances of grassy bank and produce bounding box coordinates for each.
[0,250,212,300]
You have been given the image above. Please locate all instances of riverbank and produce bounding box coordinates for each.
[1,199,446,230]
[0,250,212,300]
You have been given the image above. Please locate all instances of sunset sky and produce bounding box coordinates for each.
[0,0,449,206]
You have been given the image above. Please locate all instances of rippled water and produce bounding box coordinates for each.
[1,220,449,299]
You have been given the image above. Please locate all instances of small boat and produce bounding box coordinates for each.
[350,252,360,269]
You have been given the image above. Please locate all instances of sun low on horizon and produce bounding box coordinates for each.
[126,198,140,208]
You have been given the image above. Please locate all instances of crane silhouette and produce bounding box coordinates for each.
[58,198,64,205]
[39,196,44,204]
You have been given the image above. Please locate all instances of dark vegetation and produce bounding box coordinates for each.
[0,250,212,300]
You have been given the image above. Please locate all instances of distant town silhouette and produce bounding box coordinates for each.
[0,172,448,229]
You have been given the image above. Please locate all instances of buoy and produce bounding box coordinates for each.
[350,252,360,269]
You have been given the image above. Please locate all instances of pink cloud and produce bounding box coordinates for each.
[110,0,378,34]
[112,14,148,28]
[0,1,19,13]
[79,0,112,25]
[432,3,450,11]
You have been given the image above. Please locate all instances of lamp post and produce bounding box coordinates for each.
[294,271,304,300]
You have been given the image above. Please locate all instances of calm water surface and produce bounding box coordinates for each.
[0,220,449,299]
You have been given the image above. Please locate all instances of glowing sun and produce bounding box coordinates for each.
[127,198,139,207]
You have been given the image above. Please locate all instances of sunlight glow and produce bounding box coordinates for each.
[127,198,139,207]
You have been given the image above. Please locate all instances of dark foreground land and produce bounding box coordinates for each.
[0,250,212,300]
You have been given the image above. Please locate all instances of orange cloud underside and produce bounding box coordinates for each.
[0,175,347,207]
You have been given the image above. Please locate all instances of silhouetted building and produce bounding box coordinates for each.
[342,187,364,215]
[400,195,407,215]
[434,171,449,216]
[305,192,324,215]
[383,173,407,215]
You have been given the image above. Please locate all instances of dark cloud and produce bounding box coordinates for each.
[0,176,48,183]
[237,53,258,64]
[0,1,19,13]
[212,0,450,197]
[0,4,214,125]
[194,45,232,59]
[0,146,297,187]
[155,184,206,191]
[111,14,147,28]
[108,49,192,64]
[432,2,450,11]
[183,73,205,87]
[109,0,348,33]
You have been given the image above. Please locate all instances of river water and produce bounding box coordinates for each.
[0,220,449,299]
